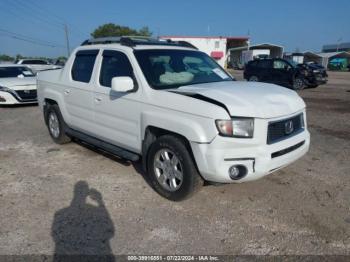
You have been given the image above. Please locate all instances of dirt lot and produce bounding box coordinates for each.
[0,71,349,257]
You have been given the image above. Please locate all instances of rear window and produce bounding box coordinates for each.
[257,60,271,68]
[0,67,35,78]
[248,60,258,67]
[22,60,48,65]
[71,50,98,83]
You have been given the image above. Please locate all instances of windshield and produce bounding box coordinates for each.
[286,59,299,68]
[0,67,35,78]
[134,49,233,89]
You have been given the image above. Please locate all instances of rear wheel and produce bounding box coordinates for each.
[147,135,203,201]
[249,75,259,82]
[45,104,71,144]
[293,77,305,90]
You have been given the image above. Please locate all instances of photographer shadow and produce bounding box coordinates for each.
[51,181,115,262]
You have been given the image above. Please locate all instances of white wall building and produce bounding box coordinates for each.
[160,36,249,68]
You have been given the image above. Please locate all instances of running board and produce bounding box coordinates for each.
[65,128,140,162]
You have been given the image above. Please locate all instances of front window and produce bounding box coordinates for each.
[273,60,292,70]
[134,49,232,90]
[0,67,35,78]
[99,50,134,87]
[22,60,48,65]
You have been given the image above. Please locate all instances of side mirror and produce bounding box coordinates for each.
[111,76,134,93]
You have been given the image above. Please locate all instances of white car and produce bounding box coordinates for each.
[16,59,62,73]
[0,65,37,105]
[37,37,310,201]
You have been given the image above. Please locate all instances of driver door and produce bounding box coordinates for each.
[93,49,141,153]
[272,59,293,87]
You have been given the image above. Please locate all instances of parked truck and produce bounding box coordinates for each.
[37,37,310,201]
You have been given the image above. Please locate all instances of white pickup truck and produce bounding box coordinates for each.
[37,37,310,201]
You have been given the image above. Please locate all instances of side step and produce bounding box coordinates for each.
[66,128,140,162]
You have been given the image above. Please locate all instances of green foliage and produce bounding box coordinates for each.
[91,23,152,38]
[15,54,24,60]
[0,53,67,62]
[0,54,14,61]
[56,56,67,61]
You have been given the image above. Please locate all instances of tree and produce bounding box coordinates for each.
[0,54,14,61]
[91,23,152,38]
[15,54,24,61]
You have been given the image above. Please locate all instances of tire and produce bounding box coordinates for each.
[249,75,259,82]
[293,77,305,90]
[45,104,71,144]
[147,135,203,201]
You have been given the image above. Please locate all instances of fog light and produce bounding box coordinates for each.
[228,165,248,180]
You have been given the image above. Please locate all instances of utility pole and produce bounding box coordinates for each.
[64,24,70,57]
[336,37,342,52]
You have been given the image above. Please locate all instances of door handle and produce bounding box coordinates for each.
[94,97,102,102]
[64,89,70,95]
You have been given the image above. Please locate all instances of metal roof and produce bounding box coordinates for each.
[249,43,284,49]
[317,51,350,58]
[323,42,350,51]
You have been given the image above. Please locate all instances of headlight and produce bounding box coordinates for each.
[216,118,254,138]
[0,85,11,92]
[313,69,320,73]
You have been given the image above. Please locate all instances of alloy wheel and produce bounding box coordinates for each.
[153,149,184,192]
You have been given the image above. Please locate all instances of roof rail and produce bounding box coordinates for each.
[81,36,197,49]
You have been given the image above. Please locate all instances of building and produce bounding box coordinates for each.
[284,52,305,64]
[303,51,350,69]
[160,36,249,67]
[229,43,284,68]
[322,42,350,53]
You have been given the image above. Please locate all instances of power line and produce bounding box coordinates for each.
[17,0,90,39]
[16,0,65,26]
[0,28,65,48]
[2,0,88,41]
[0,0,82,54]
[0,0,89,54]
[5,0,64,29]
[0,35,64,48]
[0,2,62,34]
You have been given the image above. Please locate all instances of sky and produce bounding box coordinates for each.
[0,0,349,58]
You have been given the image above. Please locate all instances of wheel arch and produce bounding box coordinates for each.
[141,126,202,178]
[42,88,70,125]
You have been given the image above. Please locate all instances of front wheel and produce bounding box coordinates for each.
[293,77,305,90]
[147,135,203,201]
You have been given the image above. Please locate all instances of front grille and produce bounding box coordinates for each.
[15,90,37,101]
[267,114,304,144]
[271,141,305,158]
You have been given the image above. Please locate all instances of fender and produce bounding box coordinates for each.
[141,109,218,143]
[39,81,72,125]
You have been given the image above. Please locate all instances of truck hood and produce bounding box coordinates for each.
[170,81,306,118]
[0,77,36,90]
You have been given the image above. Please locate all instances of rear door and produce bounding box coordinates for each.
[257,59,272,82]
[64,49,98,134]
[92,49,142,153]
[271,59,293,86]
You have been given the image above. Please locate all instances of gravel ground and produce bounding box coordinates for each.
[0,71,349,257]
